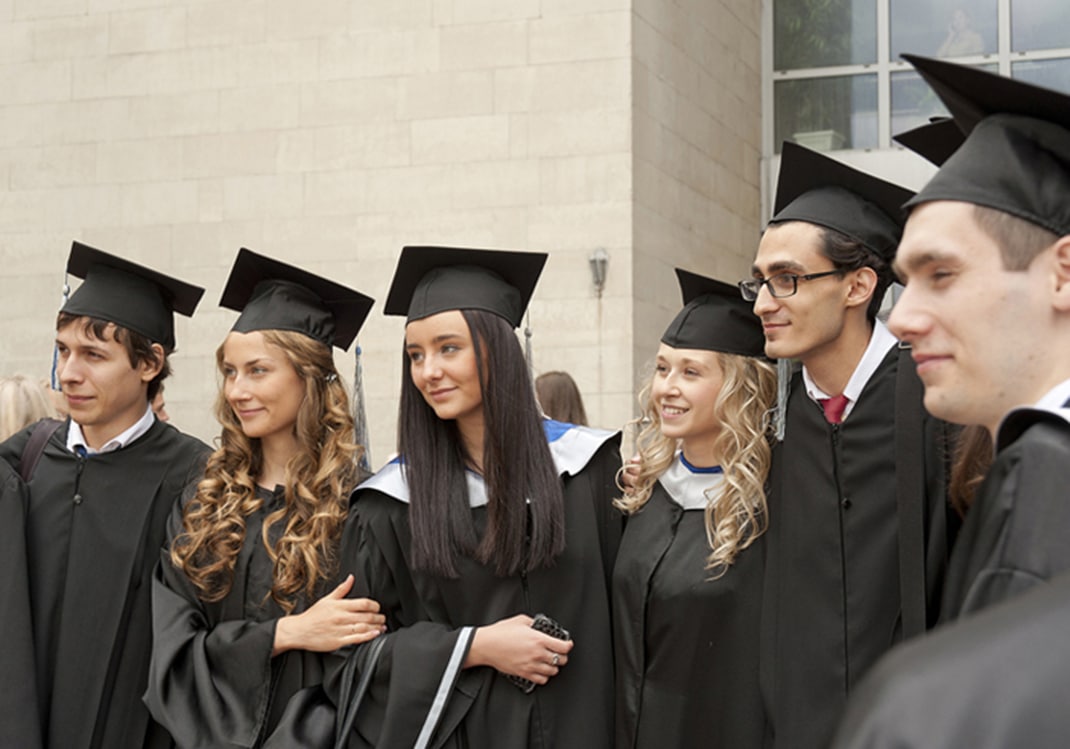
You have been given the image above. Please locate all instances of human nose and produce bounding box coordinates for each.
[226,374,250,403]
[416,355,442,383]
[887,285,925,343]
[58,353,82,384]
[751,281,778,315]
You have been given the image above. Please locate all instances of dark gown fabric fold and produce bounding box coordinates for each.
[831,572,1070,749]
[328,426,622,749]
[146,486,330,749]
[760,348,953,749]
[0,418,208,749]
[939,410,1070,619]
[0,458,44,749]
[613,475,765,749]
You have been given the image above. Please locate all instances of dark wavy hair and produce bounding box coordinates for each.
[817,227,893,323]
[399,309,565,578]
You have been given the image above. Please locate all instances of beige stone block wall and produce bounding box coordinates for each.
[0,0,644,465]
[631,0,763,390]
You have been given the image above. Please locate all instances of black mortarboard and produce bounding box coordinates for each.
[769,142,916,262]
[902,54,1070,236]
[383,246,547,327]
[661,269,766,357]
[893,117,966,166]
[219,248,374,351]
[61,241,204,350]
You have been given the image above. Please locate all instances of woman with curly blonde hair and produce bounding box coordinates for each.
[145,250,383,748]
[614,269,777,749]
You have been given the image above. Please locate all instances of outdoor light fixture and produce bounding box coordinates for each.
[589,248,609,295]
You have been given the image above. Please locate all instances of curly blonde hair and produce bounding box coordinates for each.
[616,351,776,575]
[170,330,361,613]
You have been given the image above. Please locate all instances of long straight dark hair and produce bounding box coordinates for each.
[399,309,566,578]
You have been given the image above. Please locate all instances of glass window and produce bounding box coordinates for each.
[890,0,996,60]
[774,0,877,70]
[1012,58,1070,93]
[1012,0,1068,52]
[891,63,997,135]
[774,74,878,152]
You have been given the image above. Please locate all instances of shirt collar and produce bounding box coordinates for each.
[802,319,898,421]
[67,403,155,456]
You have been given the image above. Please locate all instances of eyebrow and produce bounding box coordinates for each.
[750,259,807,276]
[405,333,465,349]
[893,250,958,278]
[221,357,270,368]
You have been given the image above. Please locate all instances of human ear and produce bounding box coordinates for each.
[845,266,878,310]
[139,343,166,382]
[1050,236,1070,312]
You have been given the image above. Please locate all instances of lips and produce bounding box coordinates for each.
[428,387,455,402]
[911,352,950,377]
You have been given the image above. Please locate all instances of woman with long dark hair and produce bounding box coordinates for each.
[146,250,385,747]
[330,246,621,748]
[614,270,777,749]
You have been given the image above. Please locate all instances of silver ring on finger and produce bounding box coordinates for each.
[551,652,560,667]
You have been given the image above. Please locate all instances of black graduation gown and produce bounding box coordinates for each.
[0,418,209,749]
[0,458,43,749]
[329,422,622,749]
[830,571,1070,749]
[940,407,1070,619]
[760,347,952,749]
[146,486,330,749]
[613,459,765,749]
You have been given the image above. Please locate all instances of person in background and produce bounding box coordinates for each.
[743,143,954,749]
[0,242,209,749]
[535,370,589,426]
[614,269,776,749]
[150,383,169,422]
[146,249,384,748]
[330,246,622,748]
[0,375,56,442]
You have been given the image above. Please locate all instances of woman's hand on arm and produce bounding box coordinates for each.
[464,614,574,686]
[272,574,386,656]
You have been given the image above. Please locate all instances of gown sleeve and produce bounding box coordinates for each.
[325,493,479,749]
[144,500,278,749]
[0,459,43,749]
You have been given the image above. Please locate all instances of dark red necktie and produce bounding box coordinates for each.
[819,394,850,425]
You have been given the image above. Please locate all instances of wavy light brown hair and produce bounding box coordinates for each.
[616,351,777,575]
[170,330,360,613]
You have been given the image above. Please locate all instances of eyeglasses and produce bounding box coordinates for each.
[738,270,843,301]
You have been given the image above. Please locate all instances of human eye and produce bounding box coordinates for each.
[654,362,668,375]
[222,366,236,378]
[770,274,797,293]
[407,350,424,364]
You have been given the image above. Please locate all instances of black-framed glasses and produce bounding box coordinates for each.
[738,270,843,301]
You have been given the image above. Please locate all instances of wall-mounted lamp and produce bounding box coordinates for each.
[589,248,609,296]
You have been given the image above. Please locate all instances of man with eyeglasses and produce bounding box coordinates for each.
[746,143,955,749]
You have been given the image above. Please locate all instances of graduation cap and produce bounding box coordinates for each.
[219,248,374,351]
[661,269,766,358]
[770,142,916,262]
[61,241,204,350]
[383,246,547,328]
[902,54,1070,236]
[893,117,966,166]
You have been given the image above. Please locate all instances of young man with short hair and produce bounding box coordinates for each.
[830,59,1070,749]
[745,144,954,749]
[0,243,209,749]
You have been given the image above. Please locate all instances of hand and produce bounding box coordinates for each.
[465,614,574,686]
[272,574,386,656]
